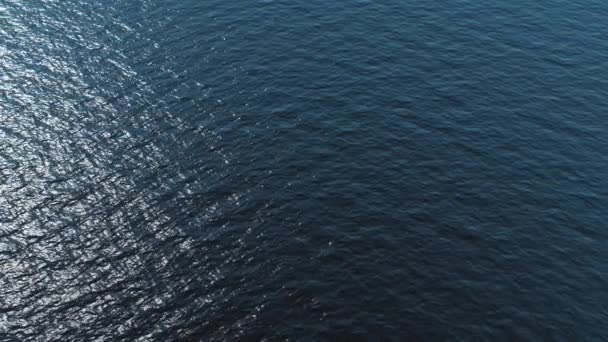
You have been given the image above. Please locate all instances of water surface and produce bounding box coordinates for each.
[1,0,607,340]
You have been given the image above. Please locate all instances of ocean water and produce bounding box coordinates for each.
[1,0,607,340]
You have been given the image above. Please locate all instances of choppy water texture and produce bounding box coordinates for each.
[1,0,608,340]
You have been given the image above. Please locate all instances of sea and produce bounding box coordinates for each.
[1,0,607,340]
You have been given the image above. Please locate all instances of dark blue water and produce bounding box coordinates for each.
[1,0,607,340]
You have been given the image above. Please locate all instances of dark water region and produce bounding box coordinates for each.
[1,0,608,340]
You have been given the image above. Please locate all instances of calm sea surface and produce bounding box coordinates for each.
[1,0,607,340]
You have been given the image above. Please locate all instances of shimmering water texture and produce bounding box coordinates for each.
[1,0,608,340]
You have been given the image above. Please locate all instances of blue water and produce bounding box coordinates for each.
[1,0,607,340]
